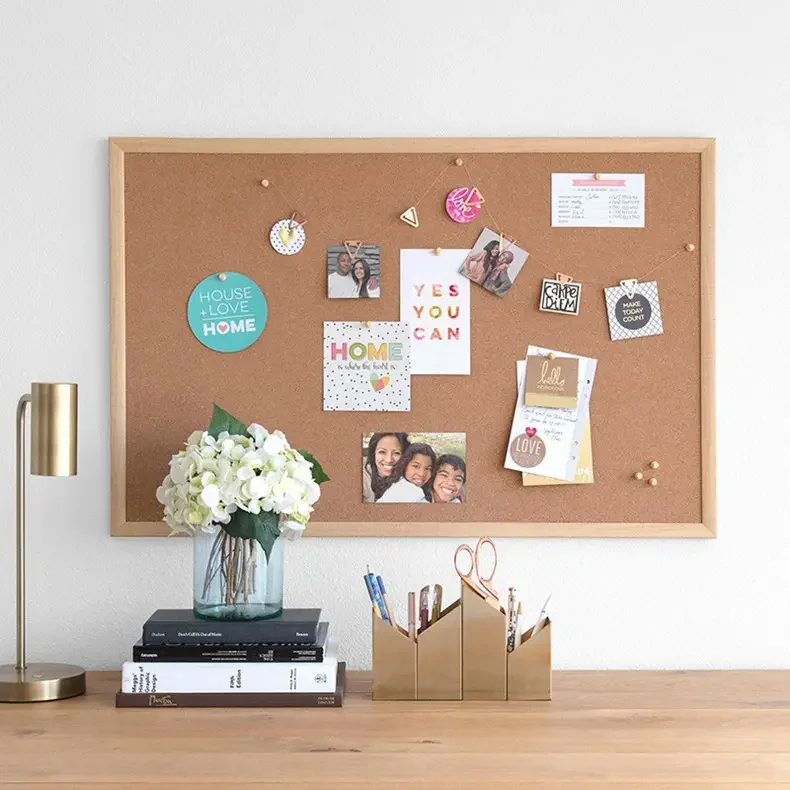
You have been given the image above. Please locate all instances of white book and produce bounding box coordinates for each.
[122,651,338,694]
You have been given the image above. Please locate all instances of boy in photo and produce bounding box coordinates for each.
[423,454,466,503]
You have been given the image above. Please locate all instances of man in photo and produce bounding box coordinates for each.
[327,250,358,299]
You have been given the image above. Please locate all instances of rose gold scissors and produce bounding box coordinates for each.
[454,536,499,603]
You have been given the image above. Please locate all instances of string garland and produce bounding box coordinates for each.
[261,156,696,287]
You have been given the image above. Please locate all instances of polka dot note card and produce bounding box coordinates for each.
[323,322,411,411]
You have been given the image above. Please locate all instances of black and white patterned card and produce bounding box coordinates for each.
[603,280,664,341]
[323,322,411,411]
[539,278,582,315]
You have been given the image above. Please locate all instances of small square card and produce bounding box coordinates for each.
[323,321,410,411]
[327,244,381,299]
[604,280,664,341]
[539,278,582,315]
[458,227,529,298]
[524,354,578,409]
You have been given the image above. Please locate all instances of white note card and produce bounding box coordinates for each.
[551,173,645,228]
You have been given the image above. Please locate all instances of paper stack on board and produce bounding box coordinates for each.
[504,346,597,486]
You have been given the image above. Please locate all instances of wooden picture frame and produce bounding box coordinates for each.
[110,137,716,539]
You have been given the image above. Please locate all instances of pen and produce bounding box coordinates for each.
[419,586,430,633]
[532,593,552,638]
[408,592,416,641]
[431,584,443,623]
[365,565,390,623]
[376,575,395,626]
[506,587,517,652]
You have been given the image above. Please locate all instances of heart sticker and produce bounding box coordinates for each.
[525,427,537,437]
[278,225,297,247]
[217,322,229,334]
[370,374,390,392]
[270,218,306,256]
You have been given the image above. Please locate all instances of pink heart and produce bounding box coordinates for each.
[525,427,537,437]
[217,322,229,334]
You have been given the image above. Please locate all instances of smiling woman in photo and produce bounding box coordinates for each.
[423,454,466,504]
[352,258,380,298]
[362,432,409,503]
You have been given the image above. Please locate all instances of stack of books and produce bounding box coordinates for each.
[116,608,345,708]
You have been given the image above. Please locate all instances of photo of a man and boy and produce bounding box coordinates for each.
[327,245,381,299]
[362,432,466,504]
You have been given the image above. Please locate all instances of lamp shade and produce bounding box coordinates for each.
[30,383,77,477]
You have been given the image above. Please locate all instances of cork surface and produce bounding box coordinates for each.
[124,150,702,526]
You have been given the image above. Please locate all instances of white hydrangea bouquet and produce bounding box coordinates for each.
[157,405,328,608]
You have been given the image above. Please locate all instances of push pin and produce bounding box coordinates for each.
[649,460,660,470]
[218,272,227,281]
[685,243,695,252]
[547,352,556,360]
[455,158,464,166]
[433,247,442,255]
[633,471,644,481]
[648,477,658,487]
[594,173,602,180]
[260,179,270,188]
[363,321,373,328]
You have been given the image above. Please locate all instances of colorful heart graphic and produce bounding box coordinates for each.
[370,374,391,392]
[278,225,297,246]
[217,322,230,335]
[525,427,537,437]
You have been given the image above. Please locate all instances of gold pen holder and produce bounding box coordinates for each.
[507,618,552,701]
[417,599,462,700]
[461,580,507,700]
[371,609,416,700]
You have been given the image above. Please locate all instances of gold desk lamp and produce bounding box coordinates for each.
[0,383,86,702]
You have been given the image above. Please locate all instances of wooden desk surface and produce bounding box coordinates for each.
[2,671,790,788]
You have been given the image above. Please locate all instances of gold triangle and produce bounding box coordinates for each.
[399,206,419,228]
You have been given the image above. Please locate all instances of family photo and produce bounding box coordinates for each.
[327,245,381,299]
[362,432,467,504]
[458,227,529,297]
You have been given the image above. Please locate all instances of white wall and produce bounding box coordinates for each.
[1,0,788,671]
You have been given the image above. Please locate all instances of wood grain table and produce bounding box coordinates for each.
[2,671,790,788]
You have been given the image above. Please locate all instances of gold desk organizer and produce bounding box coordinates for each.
[371,584,551,701]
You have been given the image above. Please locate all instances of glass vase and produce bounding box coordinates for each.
[193,529,284,620]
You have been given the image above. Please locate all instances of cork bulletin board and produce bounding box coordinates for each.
[110,138,716,539]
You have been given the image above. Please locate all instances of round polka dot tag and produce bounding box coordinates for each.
[269,218,306,255]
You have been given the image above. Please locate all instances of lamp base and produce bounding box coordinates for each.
[0,663,86,702]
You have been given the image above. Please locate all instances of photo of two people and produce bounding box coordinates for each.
[362,432,467,504]
[327,245,381,299]
[458,227,529,297]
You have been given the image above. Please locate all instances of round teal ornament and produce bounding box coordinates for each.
[187,272,268,353]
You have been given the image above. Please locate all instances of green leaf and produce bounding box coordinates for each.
[298,449,330,484]
[207,404,248,439]
[223,509,280,560]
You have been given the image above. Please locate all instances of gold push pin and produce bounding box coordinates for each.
[455,158,464,166]
[648,477,658,487]
[649,460,660,470]
[594,173,602,180]
[433,247,442,255]
[218,273,227,281]
[634,471,644,481]
[363,321,373,328]
[260,179,270,188]
[547,352,556,360]
[685,243,695,252]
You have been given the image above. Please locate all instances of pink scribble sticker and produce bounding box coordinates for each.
[445,186,483,224]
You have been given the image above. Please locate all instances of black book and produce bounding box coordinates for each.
[116,663,346,708]
[133,622,329,663]
[142,608,321,646]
